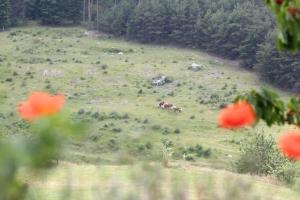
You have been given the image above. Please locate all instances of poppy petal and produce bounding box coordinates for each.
[218,101,256,129]
[17,92,65,121]
[278,131,300,160]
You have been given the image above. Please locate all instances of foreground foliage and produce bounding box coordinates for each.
[265,0,300,51]
[25,163,299,200]
[0,91,84,200]
[236,89,300,127]
[236,133,296,184]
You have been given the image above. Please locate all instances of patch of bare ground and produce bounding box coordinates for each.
[84,30,111,38]
[202,51,241,68]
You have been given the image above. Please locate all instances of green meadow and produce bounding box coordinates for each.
[0,26,299,199]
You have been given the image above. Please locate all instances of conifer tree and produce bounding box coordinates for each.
[0,0,10,30]
[39,0,63,25]
[65,0,82,24]
[255,32,300,92]
[25,0,41,20]
[39,0,82,25]
[10,0,26,26]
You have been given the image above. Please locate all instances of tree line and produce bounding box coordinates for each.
[0,0,299,92]
[0,0,119,28]
[0,0,82,27]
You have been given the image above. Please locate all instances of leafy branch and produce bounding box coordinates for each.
[236,88,300,127]
[264,0,300,51]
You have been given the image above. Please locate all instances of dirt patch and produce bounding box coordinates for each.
[203,52,241,68]
[84,30,111,38]
[86,67,98,76]
[42,69,63,78]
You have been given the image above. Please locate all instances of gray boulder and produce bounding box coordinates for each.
[152,75,167,86]
[188,63,203,72]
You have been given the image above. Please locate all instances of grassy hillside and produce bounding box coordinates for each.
[22,162,300,200]
[0,26,299,199]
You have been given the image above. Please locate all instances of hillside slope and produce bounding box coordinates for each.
[0,26,299,199]
[22,162,299,200]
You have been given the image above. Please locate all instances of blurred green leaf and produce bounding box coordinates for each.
[236,88,300,127]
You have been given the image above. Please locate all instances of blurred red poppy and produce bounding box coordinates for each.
[278,131,300,160]
[18,92,64,121]
[218,101,256,129]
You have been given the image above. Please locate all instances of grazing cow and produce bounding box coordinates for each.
[158,101,183,113]
[173,107,183,113]
[159,101,166,108]
[163,103,174,109]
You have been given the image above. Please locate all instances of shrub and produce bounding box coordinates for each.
[78,109,85,115]
[236,133,296,184]
[145,142,153,149]
[185,155,194,161]
[162,139,174,167]
[162,128,170,135]
[152,125,161,131]
[112,128,122,133]
[91,112,100,119]
[173,144,212,161]
[174,129,181,134]
[5,77,13,82]
[101,64,108,70]
[165,76,174,84]
[108,139,119,151]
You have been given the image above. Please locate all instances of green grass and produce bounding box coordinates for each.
[0,26,299,199]
[22,162,300,200]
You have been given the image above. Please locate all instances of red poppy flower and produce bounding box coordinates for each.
[218,101,256,129]
[278,131,300,160]
[17,92,64,121]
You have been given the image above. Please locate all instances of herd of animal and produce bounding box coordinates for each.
[158,101,183,113]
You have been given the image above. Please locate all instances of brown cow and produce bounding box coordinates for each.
[173,107,183,113]
[163,103,174,109]
[159,101,166,108]
[158,101,183,113]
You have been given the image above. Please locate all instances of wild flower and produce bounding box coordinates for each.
[218,101,256,129]
[278,130,300,160]
[17,91,64,121]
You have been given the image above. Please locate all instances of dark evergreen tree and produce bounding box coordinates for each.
[169,0,199,47]
[39,0,81,25]
[255,32,300,92]
[39,0,64,25]
[65,0,82,24]
[0,0,10,30]
[230,2,273,68]
[25,0,41,19]
[127,0,154,42]
[194,1,273,64]
[10,0,27,26]
[127,0,175,43]
[98,0,137,36]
